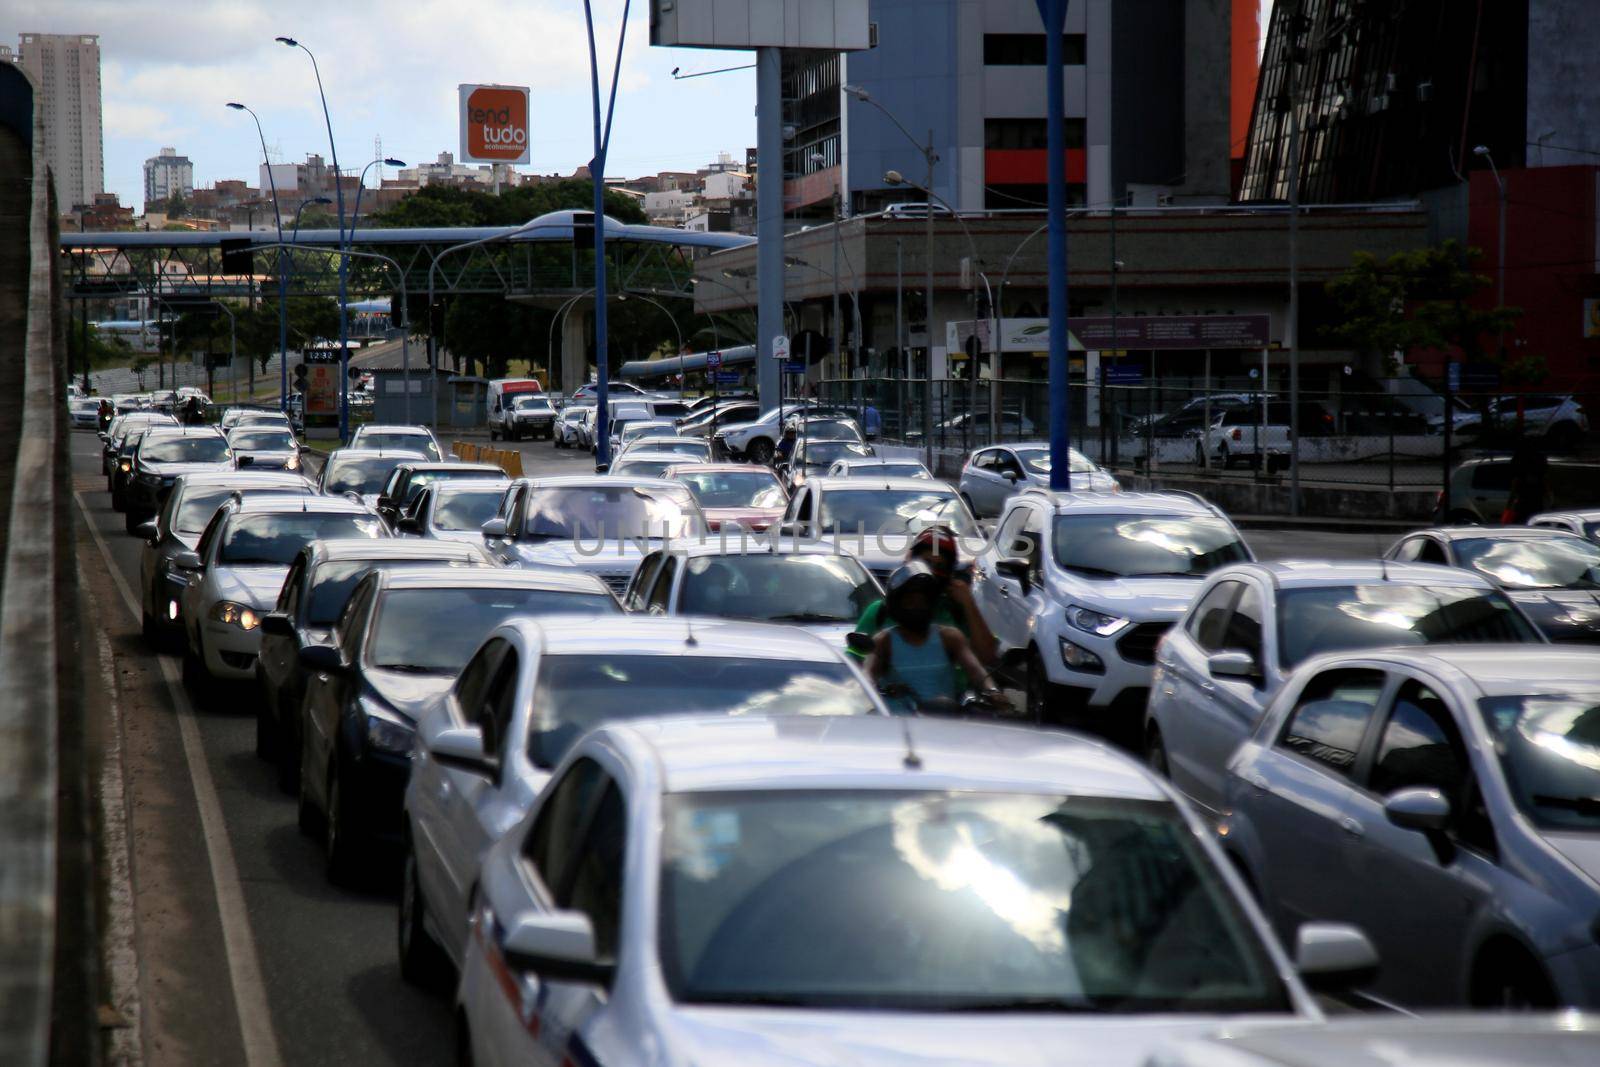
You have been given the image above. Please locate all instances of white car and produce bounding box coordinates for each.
[614,435,712,462]
[553,404,591,449]
[493,393,556,442]
[226,424,302,472]
[221,406,291,432]
[775,475,983,584]
[396,479,511,543]
[349,423,444,463]
[1192,401,1336,470]
[607,451,708,480]
[68,396,101,429]
[401,616,885,982]
[1528,508,1600,544]
[826,457,933,479]
[607,414,674,458]
[713,402,842,463]
[455,714,1370,1067]
[177,495,387,686]
[1143,560,1546,818]
[958,441,1119,518]
[316,447,429,511]
[1435,393,1589,450]
[974,490,1252,740]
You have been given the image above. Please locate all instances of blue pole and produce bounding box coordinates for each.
[1038,0,1072,489]
[583,0,631,471]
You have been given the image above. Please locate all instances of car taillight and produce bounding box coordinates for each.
[1231,428,1242,441]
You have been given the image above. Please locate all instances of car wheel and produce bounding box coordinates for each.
[748,437,775,464]
[399,839,451,989]
[1471,944,1557,1009]
[325,756,359,886]
[1145,726,1170,778]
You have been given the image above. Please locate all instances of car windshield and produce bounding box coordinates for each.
[850,462,927,479]
[512,396,551,411]
[818,489,979,538]
[801,441,874,467]
[679,554,878,623]
[1051,515,1249,578]
[1015,448,1095,476]
[323,455,421,496]
[633,440,709,458]
[237,414,289,428]
[1480,692,1600,832]
[675,470,786,509]
[306,558,484,625]
[1453,537,1600,590]
[218,513,383,565]
[1276,584,1541,669]
[798,421,862,442]
[613,459,689,480]
[519,485,705,541]
[400,469,488,504]
[174,485,306,534]
[355,432,440,461]
[140,436,230,464]
[659,791,1289,1013]
[229,429,294,451]
[433,487,507,531]
[369,587,617,673]
[527,654,872,767]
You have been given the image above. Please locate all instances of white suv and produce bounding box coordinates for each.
[973,489,1251,744]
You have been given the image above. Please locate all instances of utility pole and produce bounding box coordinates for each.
[832,190,843,383]
[1039,0,1072,489]
[923,128,936,470]
[1286,73,1302,516]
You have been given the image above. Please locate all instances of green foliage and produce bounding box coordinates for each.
[165,191,189,218]
[65,323,135,369]
[368,180,648,230]
[1325,240,1522,369]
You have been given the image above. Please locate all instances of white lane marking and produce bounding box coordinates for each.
[93,622,144,1066]
[74,492,285,1067]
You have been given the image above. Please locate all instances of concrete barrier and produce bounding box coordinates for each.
[499,449,523,477]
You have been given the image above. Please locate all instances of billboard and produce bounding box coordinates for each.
[650,0,870,51]
[303,348,341,417]
[458,84,531,165]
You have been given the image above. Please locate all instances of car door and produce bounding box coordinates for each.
[1189,580,1274,808]
[622,552,664,613]
[1158,580,1245,810]
[260,555,306,702]
[304,580,374,810]
[980,503,1039,650]
[645,555,679,616]
[992,448,1029,502]
[1338,674,1498,1007]
[968,449,1006,515]
[1238,665,1388,939]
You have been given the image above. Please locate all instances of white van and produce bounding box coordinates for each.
[487,378,543,440]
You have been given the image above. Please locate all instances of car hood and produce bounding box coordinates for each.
[364,669,455,725]
[703,506,786,531]
[1505,589,1600,643]
[660,1009,1267,1067]
[506,539,652,584]
[715,420,762,438]
[213,565,291,610]
[1050,575,1208,619]
[144,460,232,478]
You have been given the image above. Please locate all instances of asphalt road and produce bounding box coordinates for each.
[75,428,1389,1065]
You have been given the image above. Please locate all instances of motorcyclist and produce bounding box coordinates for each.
[850,526,997,670]
[865,562,996,711]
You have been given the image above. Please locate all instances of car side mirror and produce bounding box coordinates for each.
[1002,470,1020,482]
[259,612,294,638]
[1208,650,1261,683]
[501,910,614,987]
[846,631,876,656]
[995,557,1032,593]
[594,463,610,474]
[1293,922,1379,994]
[427,724,497,778]
[136,520,159,542]
[297,644,344,673]
[481,516,508,540]
[1383,787,1452,834]
[395,515,421,533]
[236,454,255,468]
[172,550,202,571]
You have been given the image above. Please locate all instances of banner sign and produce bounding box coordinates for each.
[458,84,531,165]
[303,348,341,416]
[958,315,1272,354]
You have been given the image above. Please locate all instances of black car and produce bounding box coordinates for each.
[1386,527,1600,643]
[372,461,504,529]
[123,427,234,533]
[295,567,620,883]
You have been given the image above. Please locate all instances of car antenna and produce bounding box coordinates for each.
[683,615,698,647]
[1379,556,1389,581]
[900,719,922,769]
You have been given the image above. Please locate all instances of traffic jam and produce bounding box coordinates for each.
[93,385,1600,1064]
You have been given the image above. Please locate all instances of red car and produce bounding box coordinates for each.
[665,463,789,532]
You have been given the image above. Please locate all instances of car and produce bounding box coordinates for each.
[826,457,933,479]
[1529,508,1600,543]
[486,378,544,440]
[781,437,876,490]
[1385,526,1600,643]
[495,393,556,442]
[1144,560,1546,818]
[122,426,234,533]
[177,495,387,688]
[110,393,149,416]
[68,396,101,430]
[402,617,890,981]
[906,408,1037,446]
[296,567,620,882]
[220,406,290,432]
[454,714,1369,1067]
[1124,393,1264,439]
[784,414,865,442]
[958,442,1120,517]
[1193,401,1337,470]
[394,479,512,543]
[108,423,180,513]
[675,400,760,439]
[136,471,314,642]
[348,423,444,463]
[607,451,708,480]
[1437,456,1600,525]
[256,539,495,788]
[608,413,675,458]
[777,475,983,584]
[1148,1014,1600,1067]
[614,435,713,462]
[101,411,176,478]
[481,476,709,596]
[373,461,505,529]
[666,463,788,532]
[553,404,592,449]
[974,490,1253,740]
[712,402,846,463]
[316,447,429,510]
[572,406,600,452]
[1438,393,1589,449]
[1220,647,1600,1009]
[570,380,652,403]
[884,199,954,217]
[226,424,302,472]
[621,542,882,644]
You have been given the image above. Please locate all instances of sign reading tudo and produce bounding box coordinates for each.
[458,84,531,165]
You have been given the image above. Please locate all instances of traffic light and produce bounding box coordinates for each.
[293,363,308,392]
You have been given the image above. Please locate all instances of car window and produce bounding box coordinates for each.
[648,555,679,613]
[1390,539,1424,563]
[1414,539,1448,565]
[454,639,506,727]
[561,781,627,960]
[1470,463,1513,492]
[1278,668,1385,778]
[995,506,1032,558]
[1223,583,1264,663]
[337,581,375,661]
[480,649,521,764]
[524,757,607,899]
[1188,581,1242,651]
[278,558,304,614]
[993,450,1023,476]
[1369,680,1466,798]
[626,553,664,612]
[793,487,812,523]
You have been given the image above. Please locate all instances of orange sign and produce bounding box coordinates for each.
[458,84,530,164]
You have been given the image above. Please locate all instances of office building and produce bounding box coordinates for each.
[143,147,193,211]
[2,33,104,211]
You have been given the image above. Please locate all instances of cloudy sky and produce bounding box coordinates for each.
[6,0,757,206]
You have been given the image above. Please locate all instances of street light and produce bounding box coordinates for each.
[349,157,407,232]
[226,101,289,411]
[277,34,353,440]
[1474,145,1508,354]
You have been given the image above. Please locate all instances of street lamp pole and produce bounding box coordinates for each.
[349,156,407,234]
[226,101,287,411]
[1038,0,1072,489]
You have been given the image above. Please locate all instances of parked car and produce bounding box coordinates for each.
[401,617,885,981]
[1125,393,1264,439]
[975,490,1252,741]
[826,457,934,479]
[226,425,302,473]
[394,479,511,542]
[1194,401,1336,469]
[453,715,1370,1067]
[373,461,505,529]
[297,567,619,883]
[1529,508,1600,543]
[348,423,443,462]
[1385,527,1600,643]
[666,463,788,532]
[123,426,234,533]
[778,476,982,584]
[1438,393,1589,450]
[1437,456,1600,525]
[958,442,1119,518]
[1144,561,1545,818]
[907,409,1038,447]
[316,447,429,510]
[1221,646,1600,1008]
[493,393,556,442]
[884,199,954,217]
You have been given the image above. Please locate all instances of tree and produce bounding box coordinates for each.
[165,190,189,218]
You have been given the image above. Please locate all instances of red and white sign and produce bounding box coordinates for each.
[458,84,531,165]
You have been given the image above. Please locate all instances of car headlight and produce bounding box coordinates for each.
[284,454,300,470]
[209,601,260,630]
[119,459,132,472]
[1065,605,1130,637]
[364,709,416,756]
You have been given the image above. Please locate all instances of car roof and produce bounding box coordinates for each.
[527,474,690,491]
[396,462,503,475]
[140,426,227,440]
[1228,559,1495,588]
[325,447,429,462]
[1025,489,1220,516]
[808,476,956,493]
[230,494,372,516]
[617,451,704,464]
[1423,526,1587,542]
[373,566,607,593]
[432,477,510,494]
[606,715,1167,798]
[175,471,311,490]
[354,424,436,436]
[1529,510,1600,523]
[629,435,699,444]
[1346,645,1600,695]
[666,463,777,476]
[521,615,843,661]
[671,540,870,561]
[307,538,485,564]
